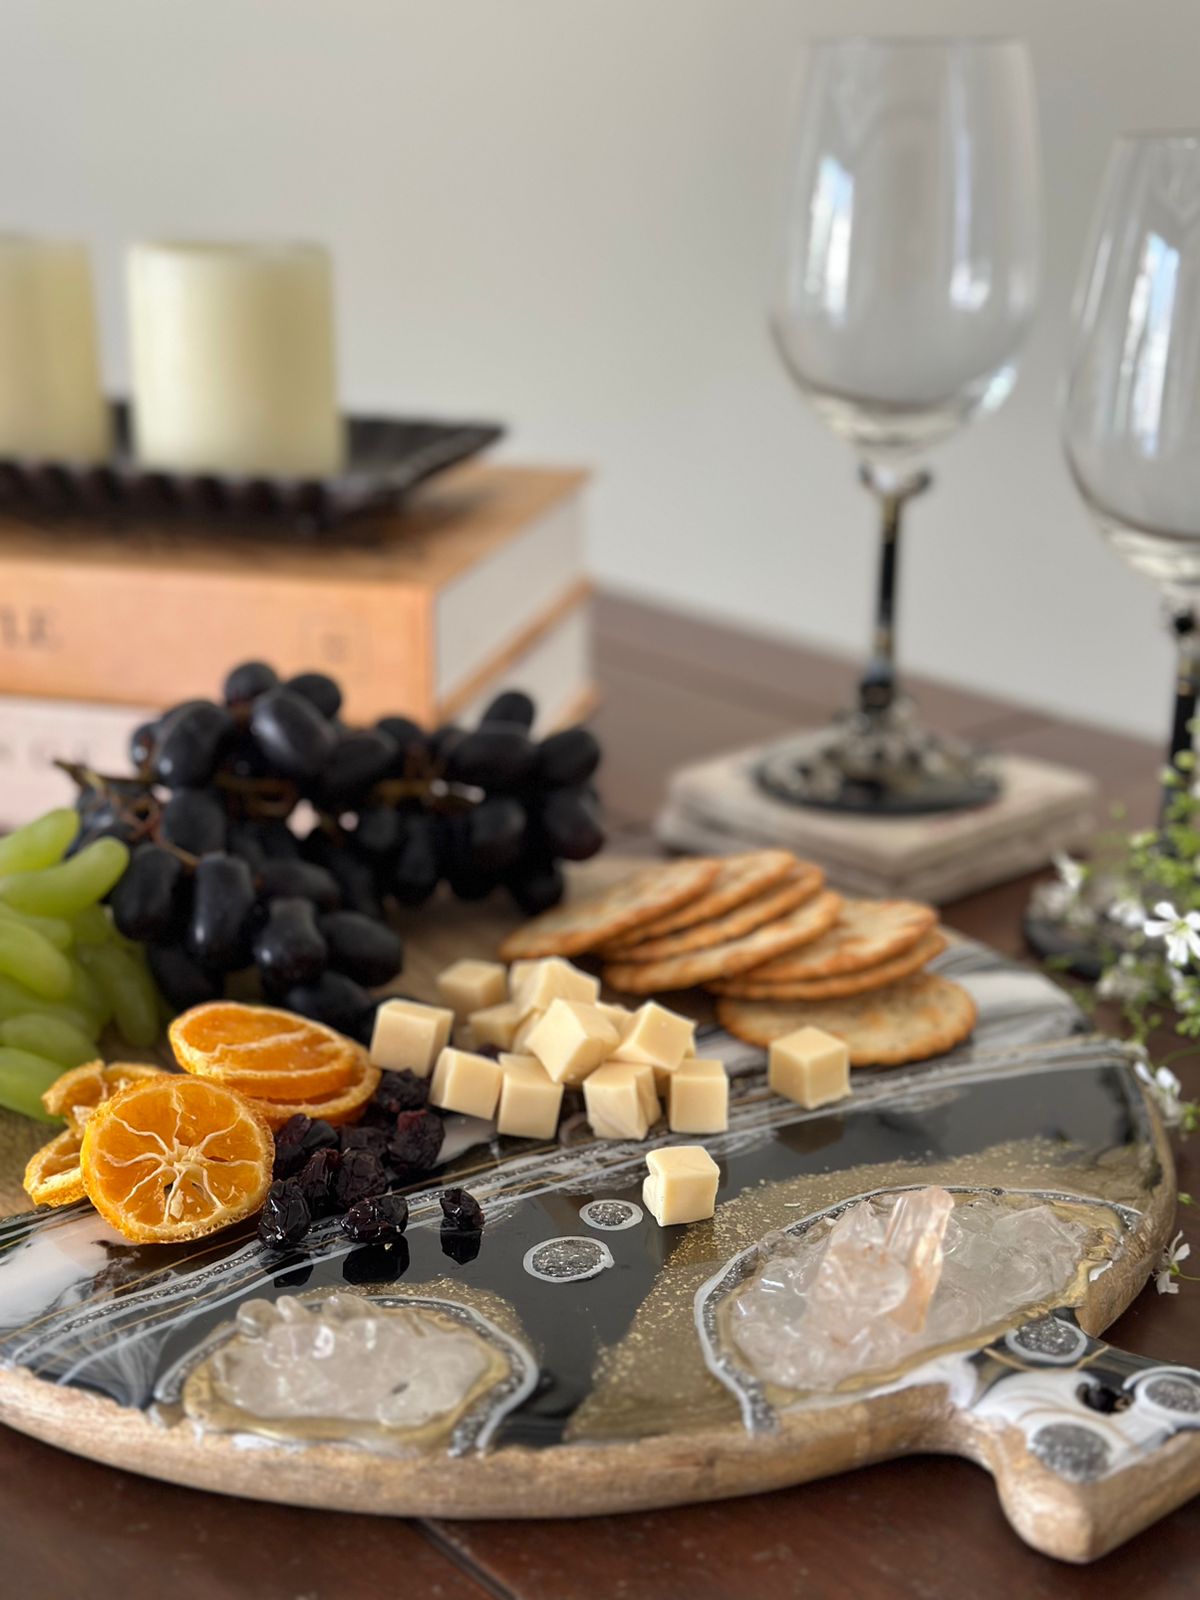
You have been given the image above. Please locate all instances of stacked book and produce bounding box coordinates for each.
[0,465,595,826]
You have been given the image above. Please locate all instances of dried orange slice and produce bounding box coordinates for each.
[80,1075,273,1243]
[24,1127,86,1208]
[247,1049,381,1130]
[169,1002,360,1100]
[41,1059,167,1131]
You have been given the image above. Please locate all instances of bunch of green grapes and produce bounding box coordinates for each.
[0,809,158,1122]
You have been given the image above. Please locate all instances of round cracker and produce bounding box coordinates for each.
[498,858,721,960]
[735,898,936,983]
[716,972,977,1066]
[602,890,844,994]
[601,851,807,949]
[709,929,948,1000]
[603,864,824,962]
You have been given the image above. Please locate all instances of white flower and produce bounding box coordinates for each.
[1155,1231,1191,1294]
[1133,1054,1186,1126]
[1143,901,1200,967]
[1053,852,1086,895]
[1098,955,1152,1003]
[1109,896,1148,932]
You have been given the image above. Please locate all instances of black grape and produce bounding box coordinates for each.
[375,716,424,769]
[285,971,374,1042]
[315,728,397,808]
[390,814,440,906]
[319,911,403,987]
[147,942,224,1011]
[354,806,405,858]
[539,786,604,860]
[223,660,279,706]
[301,831,386,921]
[160,788,227,855]
[481,690,535,730]
[110,844,187,941]
[446,725,535,790]
[427,724,465,765]
[246,819,301,861]
[537,726,601,788]
[258,859,342,910]
[445,865,498,902]
[284,672,342,720]
[507,856,565,915]
[152,701,235,788]
[129,720,159,770]
[250,688,338,778]
[468,795,525,872]
[187,852,257,970]
[254,898,329,992]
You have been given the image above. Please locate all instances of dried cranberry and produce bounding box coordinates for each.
[333,1148,389,1212]
[258,1179,311,1248]
[272,1114,338,1179]
[363,1069,429,1125]
[341,1192,410,1243]
[439,1187,484,1231]
[388,1108,444,1173]
[340,1124,390,1158]
[296,1147,342,1217]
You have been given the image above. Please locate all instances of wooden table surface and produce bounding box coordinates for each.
[4,592,1196,1599]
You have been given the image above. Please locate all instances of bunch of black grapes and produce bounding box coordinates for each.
[72,662,603,1041]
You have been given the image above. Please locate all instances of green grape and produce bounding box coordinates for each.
[80,943,159,1049]
[1,1013,99,1069]
[0,808,80,876]
[0,837,130,918]
[0,902,73,951]
[0,920,73,1000]
[0,975,97,1037]
[70,904,115,946]
[0,1047,65,1121]
[65,957,113,1029]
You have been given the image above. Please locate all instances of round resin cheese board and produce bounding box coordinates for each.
[0,862,1195,1565]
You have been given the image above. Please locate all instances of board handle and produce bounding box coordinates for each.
[955,1319,1200,1563]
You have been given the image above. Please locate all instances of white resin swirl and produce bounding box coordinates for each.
[212,1294,492,1428]
[731,1189,1093,1393]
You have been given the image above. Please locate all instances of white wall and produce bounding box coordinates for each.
[1,0,1196,740]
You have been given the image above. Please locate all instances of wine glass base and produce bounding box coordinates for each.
[754,702,1001,816]
[1021,913,1106,982]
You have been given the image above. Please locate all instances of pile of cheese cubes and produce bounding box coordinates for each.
[368,955,729,1146]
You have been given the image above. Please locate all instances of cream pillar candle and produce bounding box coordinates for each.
[127,240,342,477]
[0,236,109,462]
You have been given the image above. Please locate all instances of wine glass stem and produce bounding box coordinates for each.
[856,465,932,717]
[1162,605,1200,825]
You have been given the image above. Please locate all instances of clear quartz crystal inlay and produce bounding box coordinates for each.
[730,1189,1093,1392]
[212,1294,492,1427]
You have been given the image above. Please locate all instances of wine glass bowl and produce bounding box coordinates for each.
[758,36,1041,813]
[1063,135,1200,600]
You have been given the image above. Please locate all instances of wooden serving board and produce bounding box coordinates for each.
[0,860,1196,1565]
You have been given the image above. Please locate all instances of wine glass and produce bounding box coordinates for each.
[1064,134,1200,795]
[757,37,1042,813]
[1026,133,1200,970]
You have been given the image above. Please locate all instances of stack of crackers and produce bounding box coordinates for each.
[499,851,977,1068]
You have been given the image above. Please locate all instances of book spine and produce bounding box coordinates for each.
[0,554,433,724]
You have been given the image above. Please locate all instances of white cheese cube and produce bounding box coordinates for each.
[524,1000,619,1085]
[510,956,600,1017]
[616,1002,695,1070]
[496,1054,564,1139]
[468,1000,522,1051]
[437,959,508,1017]
[428,1047,502,1120]
[642,1145,720,1226]
[768,1026,850,1108]
[369,998,454,1078]
[583,1062,650,1141]
[667,1058,728,1134]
